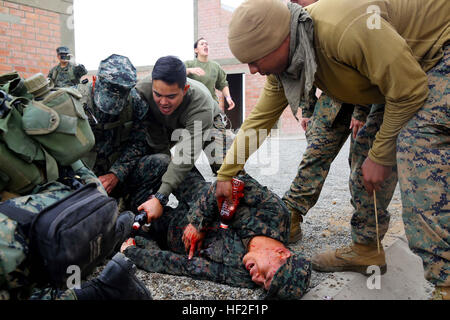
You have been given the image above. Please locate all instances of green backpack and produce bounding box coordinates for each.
[22,87,95,165]
[0,95,48,194]
[0,73,95,195]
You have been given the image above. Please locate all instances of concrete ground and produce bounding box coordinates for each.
[101,134,435,300]
[195,133,435,300]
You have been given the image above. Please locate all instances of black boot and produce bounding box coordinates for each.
[74,252,152,300]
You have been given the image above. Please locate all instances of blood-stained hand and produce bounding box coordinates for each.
[182,224,205,259]
[120,238,136,253]
[99,173,119,194]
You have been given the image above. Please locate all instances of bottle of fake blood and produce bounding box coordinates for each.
[131,211,148,237]
[219,178,244,229]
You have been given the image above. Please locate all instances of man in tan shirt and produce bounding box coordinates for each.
[217,0,449,297]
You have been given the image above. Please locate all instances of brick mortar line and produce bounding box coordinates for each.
[3,0,72,16]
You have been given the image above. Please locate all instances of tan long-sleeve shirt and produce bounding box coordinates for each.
[217,0,449,181]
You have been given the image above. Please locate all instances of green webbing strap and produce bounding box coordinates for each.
[51,67,59,86]
[81,151,97,171]
[99,120,122,130]
[70,160,85,172]
[116,101,133,147]
[42,147,58,182]
[69,65,77,86]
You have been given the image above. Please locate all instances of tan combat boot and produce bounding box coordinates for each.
[288,209,303,244]
[433,286,450,300]
[311,243,387,275]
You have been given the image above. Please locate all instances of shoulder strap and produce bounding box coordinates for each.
[99,97,133,131]
[121,95,134,124]
[69,64,78,85]
[51,66,60,84]
[0,202,35,227]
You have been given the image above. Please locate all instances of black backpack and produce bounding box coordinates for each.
[0,182,120,288]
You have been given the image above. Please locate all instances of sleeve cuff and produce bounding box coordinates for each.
[157,183,172,197]
[109,168,126,183]
[216,174,233,182]
[368,149,397,167]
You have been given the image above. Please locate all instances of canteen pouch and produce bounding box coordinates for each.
[0,99,45,164]
[22,88,95,166]
[0,95,53,194]
[0,141,44,194]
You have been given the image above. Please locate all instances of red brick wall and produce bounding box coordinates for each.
[197,0,304,136]
[0,1,61,79]
[197,0,233,60]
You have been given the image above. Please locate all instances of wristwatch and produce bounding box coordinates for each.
[153,192,169,206]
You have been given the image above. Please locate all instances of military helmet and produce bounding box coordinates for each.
[94,54,137,115]
[24,73,51,98]
[56,46,70,54]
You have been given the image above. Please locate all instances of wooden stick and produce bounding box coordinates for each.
[373,190,381,254]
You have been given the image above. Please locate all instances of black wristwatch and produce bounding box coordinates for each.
[153,192,169,206]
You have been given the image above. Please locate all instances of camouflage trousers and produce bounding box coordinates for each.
[397,45,449,287]
[204,114,228,174]
[119,153,208,212]
[283,96,397,245]
[349,104,398,245]
[283,95,356,217]
[117,153,171,212]
[29,287,77,300]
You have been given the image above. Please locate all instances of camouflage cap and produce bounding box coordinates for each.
[56,46,70,54]
[94,54,137,115]
[129,88,149,120]
[266,251,311,300]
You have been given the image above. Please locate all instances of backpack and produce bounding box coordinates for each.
[22,87,95,166]
[0,182,120,288]
[0,94,49,194]
[0,84,95,194]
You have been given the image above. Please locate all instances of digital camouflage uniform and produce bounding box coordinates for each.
[124,173,311,292]
[0,165,104,300]
[78,84,148,177]
[283,93,371,218]
[77,54,152,210]
[48,62,88,88]
[285,98,399,246]
[397,45,449,287]
[348,104,398,245]
[110,114,226,210]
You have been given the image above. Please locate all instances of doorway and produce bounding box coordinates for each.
[224,73,243,130]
